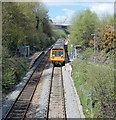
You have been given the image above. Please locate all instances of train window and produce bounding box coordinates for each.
[52,51,55,56]
[52,51,63,56]
[59,51,63,56]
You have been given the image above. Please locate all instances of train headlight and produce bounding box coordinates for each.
[61,55,64,58]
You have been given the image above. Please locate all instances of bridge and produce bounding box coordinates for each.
[54,23,71,34]
[54,23,71,29]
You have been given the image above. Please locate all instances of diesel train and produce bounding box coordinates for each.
[50,38,67,66]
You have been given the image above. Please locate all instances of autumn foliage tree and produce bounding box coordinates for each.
[95,23,115,53]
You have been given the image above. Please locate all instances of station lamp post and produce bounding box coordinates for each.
[91,34,96,63]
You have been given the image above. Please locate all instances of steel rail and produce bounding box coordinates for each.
[61,67,67,119]
[47,66,67,119]
[3,52,49,120]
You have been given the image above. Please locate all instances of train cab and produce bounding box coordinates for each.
[50,46,65,66]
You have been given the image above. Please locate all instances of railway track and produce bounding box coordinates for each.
[3,52,49,119]
[3,52,67,119]
[47,66,66,119]
[2,41,85,119]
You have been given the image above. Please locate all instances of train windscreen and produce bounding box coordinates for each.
[52,51,63,56]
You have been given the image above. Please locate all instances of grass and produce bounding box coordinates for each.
[72,59,115,118]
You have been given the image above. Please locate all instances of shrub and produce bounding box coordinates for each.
[72,59,115,118]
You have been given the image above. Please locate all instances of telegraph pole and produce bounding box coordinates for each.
[91,34,96,63]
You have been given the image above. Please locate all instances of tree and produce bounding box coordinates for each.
[69,9,99,47]
[2,2,58,54]
[2,2,59,91]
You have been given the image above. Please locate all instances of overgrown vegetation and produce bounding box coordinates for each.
[72,59,115,118]
[69,9,115,118]
[2,2,64,93]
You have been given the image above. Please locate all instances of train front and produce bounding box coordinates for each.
[50,47,65,66]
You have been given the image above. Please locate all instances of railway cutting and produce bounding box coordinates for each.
[2,38,85,119]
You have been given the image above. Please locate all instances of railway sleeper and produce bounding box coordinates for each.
[19,95,33,100]
[14,104,29,108]
[12,109,26,113]
[23,86,35,90]
[8,109,28,117]
[16,100,29,103]
[8,114,24,118]
[18,99,30,101]
[20,91,34,96]
[8,111,25,116]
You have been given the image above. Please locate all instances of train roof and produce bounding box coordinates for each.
[51,37,65,50]
[52,45,64,50]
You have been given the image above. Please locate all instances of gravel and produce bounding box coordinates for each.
[35,62,53,118]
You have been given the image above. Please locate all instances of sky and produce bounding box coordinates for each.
[40,0,115,24]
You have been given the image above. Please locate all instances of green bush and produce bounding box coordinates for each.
[2,66,17,90]
[72,59,115,118]
[2,57,29,92]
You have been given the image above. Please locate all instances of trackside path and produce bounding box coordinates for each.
[62,63,85,118]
